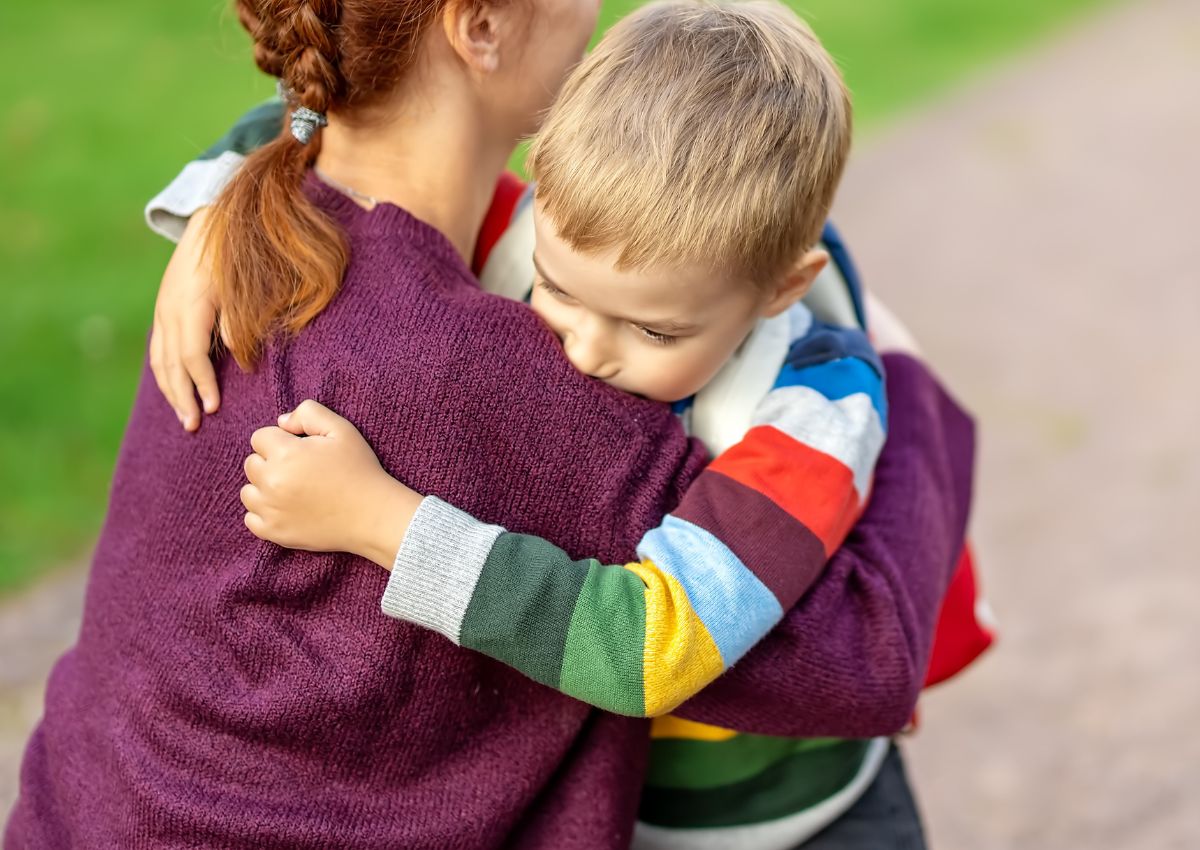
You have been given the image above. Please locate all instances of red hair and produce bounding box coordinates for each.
[204,0,449,369]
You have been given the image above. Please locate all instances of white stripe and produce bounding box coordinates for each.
[143,151,246,243]
[802,254,862,329]
[630,738,891,850]
[752,386,885,500]
[382,496,503,644]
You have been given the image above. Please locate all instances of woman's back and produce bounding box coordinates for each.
[8,182,705,850]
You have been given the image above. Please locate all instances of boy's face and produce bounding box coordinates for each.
[530,206,778,403]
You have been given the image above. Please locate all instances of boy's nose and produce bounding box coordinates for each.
[564,332,618,381]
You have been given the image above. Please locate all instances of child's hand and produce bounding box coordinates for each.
[240,400,423,568]
[149,206,227,432]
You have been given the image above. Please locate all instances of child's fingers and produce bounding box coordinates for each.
[282,399,344,438]
[249,425,297,459]
[164,325,201,431]
[244,510,269,541]
[148,323,174,416]
[180,317,220,415]
[184,354,221,416]
[243,452,267,486]
[167,364,200,431]
[276,410,306,436]
[240,483,264,514]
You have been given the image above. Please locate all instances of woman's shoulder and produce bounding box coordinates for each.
[314,227,670,421]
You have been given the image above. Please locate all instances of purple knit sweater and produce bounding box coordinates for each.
[6,180,974,849]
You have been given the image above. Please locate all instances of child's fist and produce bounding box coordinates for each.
[240,400,420,567]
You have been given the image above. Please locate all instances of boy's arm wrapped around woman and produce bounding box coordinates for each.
[380,317,888,718]
[672,352,976,738]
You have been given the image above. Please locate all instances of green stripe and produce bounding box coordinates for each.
[559,562,646,716]
[459,533,586,689]
[200,99,284,161]
[639,739,871,828]
[646,734,847,791]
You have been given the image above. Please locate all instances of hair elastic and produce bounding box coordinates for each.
[289,106,328,144]
[277,80,327,145]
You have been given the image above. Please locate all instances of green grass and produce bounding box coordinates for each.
[0,0,1112,593]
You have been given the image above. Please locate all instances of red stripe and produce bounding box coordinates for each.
[707,425,860,555]
[472,172,528,275]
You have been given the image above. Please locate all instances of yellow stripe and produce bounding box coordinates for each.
[650,715,739,741]
[625,560,725,716]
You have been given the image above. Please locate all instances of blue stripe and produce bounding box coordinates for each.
[637,515,783,666]
[785,321,883,378]
[773,358,888,427]
[671,397,695,416]
[821,221,868,331]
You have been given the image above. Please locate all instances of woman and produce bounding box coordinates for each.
[5,1,973,848]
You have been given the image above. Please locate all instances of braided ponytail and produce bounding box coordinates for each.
[204,0,444,369]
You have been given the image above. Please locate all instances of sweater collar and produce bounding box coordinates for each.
[302,170,465,271]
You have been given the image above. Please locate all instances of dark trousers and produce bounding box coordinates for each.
[799,745,928,850]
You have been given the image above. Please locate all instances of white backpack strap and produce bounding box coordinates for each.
[689,308,801,456]
[803,247,863,330]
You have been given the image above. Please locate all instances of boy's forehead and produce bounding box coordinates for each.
[532,205,746,318]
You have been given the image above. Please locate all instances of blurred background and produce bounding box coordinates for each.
[2,0,1197,846]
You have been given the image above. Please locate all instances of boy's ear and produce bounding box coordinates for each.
[443,0,502,74]
[759,249,829,318]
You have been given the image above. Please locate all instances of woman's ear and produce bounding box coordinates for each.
[442,0,503,74]
[759,249,829,318]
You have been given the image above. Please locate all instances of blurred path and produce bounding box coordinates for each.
[0,566,84,811]
[2,0,1198,842]
[831,0,1200,847]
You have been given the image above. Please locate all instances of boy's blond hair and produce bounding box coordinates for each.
[530,0,851,286]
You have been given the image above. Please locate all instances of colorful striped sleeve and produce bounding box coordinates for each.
[380,317,887,717]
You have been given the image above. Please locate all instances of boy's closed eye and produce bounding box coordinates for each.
[633,325,678,346]
[536,277,574,302]
[536,276,679,345]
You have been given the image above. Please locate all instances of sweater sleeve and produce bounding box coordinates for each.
[671,352,976,738]
[144,100,285,242]
[380,322,886,717]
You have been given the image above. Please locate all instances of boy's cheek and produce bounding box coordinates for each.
[641,348,725,403]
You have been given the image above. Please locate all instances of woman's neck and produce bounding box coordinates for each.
[316,88,515,263]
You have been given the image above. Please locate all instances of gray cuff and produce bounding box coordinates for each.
[380,496,505,644]
[143,151,246,242]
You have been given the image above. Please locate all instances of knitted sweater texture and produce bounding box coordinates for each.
[6,178,976,849]
[6,180,703,850]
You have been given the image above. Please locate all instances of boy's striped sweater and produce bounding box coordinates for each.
[381,304,886,717]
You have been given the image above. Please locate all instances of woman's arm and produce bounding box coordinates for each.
[673,351,976,738]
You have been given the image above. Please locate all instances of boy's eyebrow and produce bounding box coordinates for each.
[531,252,698,334]
[531,254,560,290]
